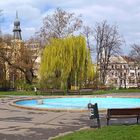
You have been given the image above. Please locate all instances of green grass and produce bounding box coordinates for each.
[53,125,140,140]
[0,91,67,96]
[80,88,140,95]
[92,88,140,95]
[0,88,139,96]
[0,91,37,96]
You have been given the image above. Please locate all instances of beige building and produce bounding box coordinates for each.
[106,56,140,88]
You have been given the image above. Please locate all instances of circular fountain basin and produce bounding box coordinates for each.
[12,97,140,111]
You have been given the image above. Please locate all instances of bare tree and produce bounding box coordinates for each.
[94,20,123,85]
[2,34,13,45]
[129,44,140,87]
[130,44,140,63]
[37,8,83,45]
[81,26,95,87]
[82,26,94,51]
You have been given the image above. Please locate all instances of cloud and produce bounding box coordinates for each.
[0,0,140,54]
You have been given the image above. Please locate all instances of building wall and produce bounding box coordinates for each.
[105,56,140,88]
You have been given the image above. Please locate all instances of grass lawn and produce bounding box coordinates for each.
[0,91,36,96]
[0,88,139,96]
[91,88,140,95]
[53,125,140,140]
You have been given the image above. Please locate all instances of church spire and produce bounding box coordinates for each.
[16,11,18,19]
[13,11,22,40]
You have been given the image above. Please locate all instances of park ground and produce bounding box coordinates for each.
[0,92,140,140]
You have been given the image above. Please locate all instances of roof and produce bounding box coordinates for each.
[121,56,135,63]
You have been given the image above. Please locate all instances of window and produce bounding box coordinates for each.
[129,79,135,84]
[111,65,114,69]
[130,73,134,77]
[130,66,133,70]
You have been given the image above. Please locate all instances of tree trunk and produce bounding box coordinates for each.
[67,71,72,91]
[25,69,34,84]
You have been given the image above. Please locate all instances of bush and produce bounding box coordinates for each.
[15,80,39,91]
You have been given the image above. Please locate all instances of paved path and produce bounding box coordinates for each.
[0,93,140,140]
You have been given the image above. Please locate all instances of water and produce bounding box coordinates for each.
[15,97,140,110]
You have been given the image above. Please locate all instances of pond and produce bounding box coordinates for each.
[15,97,140,111]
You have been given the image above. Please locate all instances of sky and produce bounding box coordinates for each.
[0,0,140,54]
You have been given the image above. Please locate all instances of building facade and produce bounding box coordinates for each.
[106,56,140,88]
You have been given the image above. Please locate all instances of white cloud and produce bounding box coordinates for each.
[1,0,140,54]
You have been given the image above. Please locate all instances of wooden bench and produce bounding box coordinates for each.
[106,108,140,125]
[40,89,65,95]
[67,90,80,95]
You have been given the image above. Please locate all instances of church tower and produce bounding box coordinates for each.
[13,11,22,40]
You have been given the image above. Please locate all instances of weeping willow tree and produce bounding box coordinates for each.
[39,36,94,91]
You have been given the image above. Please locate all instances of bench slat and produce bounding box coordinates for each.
[107,115,139,118]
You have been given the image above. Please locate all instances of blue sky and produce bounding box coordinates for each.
[1,0,140,54]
